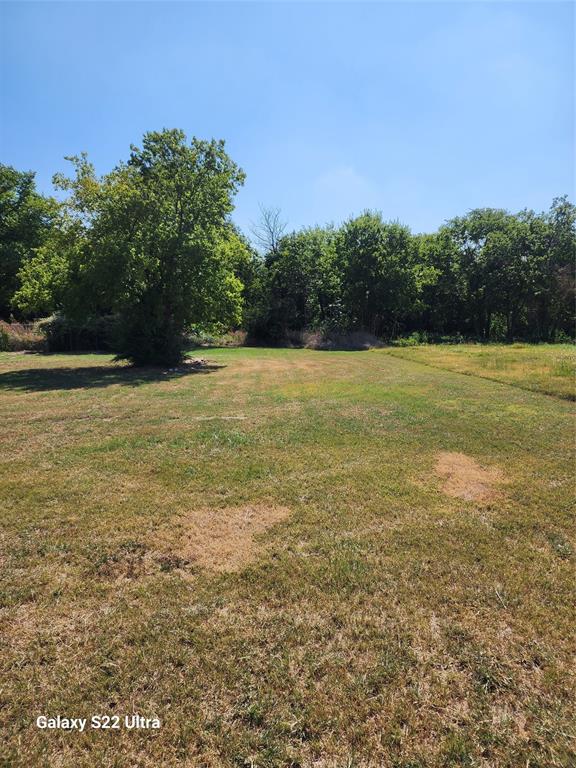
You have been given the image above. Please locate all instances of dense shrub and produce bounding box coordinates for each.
[0,320,45,351]
[392,331,431,347]
[553,329,575,344]
[303,330,383,350]
[247,328,382,350]
[186,328,247,348]
[40,314,118,352]
[392,331,473,346]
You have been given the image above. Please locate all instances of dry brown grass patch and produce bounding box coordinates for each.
[435,451,504,501]
[156,504,291,572]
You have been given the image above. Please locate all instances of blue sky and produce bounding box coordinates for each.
[1,1,574,236]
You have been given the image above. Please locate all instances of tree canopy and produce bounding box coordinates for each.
[0,164,58,319]
[12,130,247,364]
[245,200,574,344]
[2,131,574,356]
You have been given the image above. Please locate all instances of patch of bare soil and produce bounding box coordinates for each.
[435,452,504,501]
[158,505,291,573]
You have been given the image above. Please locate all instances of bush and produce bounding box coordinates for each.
[392,331,470,346]
[186,328,247,348]
[553,329,575,344]
[113,310,183,366]
[392,331,429,347]
[41,314,118,352]
[255,328,383,350]
[222,330,248,347]
[308,330,383,350]
[0,320,45,351]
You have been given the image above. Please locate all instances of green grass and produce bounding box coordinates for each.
[387,343,576,400]
[0,346,574,767]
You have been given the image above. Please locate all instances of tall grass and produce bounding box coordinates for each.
[0,320,45,352]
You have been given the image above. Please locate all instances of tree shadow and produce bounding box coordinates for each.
[0,361,225,393]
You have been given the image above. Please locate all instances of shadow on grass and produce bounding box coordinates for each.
[0,362,225,392]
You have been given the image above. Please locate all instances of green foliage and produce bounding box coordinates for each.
[251,227,340,340]
[335,212,423,337]
[215,227,261,330]
[444,201,575,341]
[15,130,246,364]
[414,229,465,334]
[533,196,576,339]
[12,236,72,317]
[40,313,118,352]
[244,199,574,344]
[0,164,58,318]
[3,147,574,350]
[392,331,430,347]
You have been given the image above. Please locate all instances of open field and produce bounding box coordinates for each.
[0,346,574,767]
[387,343,576,401]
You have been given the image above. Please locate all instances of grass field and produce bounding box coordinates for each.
[387,343,576,401]
[1,346,574,767]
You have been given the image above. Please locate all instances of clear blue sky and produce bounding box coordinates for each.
[1,1,574,236]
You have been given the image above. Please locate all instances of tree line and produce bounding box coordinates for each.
[1,129,574,364]
[251,200,575,345]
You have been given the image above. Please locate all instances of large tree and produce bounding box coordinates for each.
[335,212,422,337]
[256,227,340,339]
[15,130,246,364]
[413,229,466,335]
[446,208,514,339]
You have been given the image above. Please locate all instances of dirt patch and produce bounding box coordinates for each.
[435,452,503,501]
[157,505,291,573]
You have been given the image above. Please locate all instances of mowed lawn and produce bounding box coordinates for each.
[0,346,574,768]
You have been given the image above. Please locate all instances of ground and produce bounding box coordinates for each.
[0,345,574,768]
